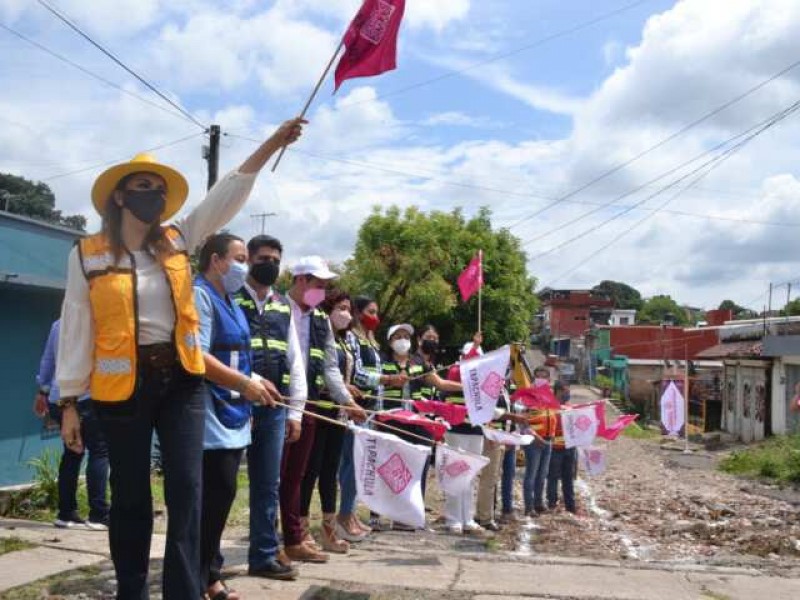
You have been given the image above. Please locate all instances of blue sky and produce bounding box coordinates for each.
[2,0,800,311]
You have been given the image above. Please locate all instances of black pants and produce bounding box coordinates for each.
[301,416,345,515]
[547,448,577,513]
[200,448,243,587]
[93,363,205,600]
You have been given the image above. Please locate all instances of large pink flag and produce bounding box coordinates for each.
[334,0,406,92]
[457,252,483,302]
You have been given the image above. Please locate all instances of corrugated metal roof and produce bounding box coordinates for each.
[696,341,764,359]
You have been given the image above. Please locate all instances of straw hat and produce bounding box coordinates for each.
[91,153,189,222]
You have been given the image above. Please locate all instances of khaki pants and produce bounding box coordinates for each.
[476,440,505,522]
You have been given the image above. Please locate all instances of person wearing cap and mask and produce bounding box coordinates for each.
[278,257,365,564]
[193,233,279,600]
[233,235,307,581]
[380,324,435,523]
[56,118,304,599]
[342,297,408,531]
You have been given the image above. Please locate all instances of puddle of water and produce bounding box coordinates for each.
[512,518,543,557]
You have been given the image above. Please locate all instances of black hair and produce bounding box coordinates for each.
[417,323,438,339]
[247,234,283,257]
[353,295,376,314]
[322,289,351,315]
[198,233,243,273]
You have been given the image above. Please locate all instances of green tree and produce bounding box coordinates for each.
[718,299,758,320]
[638,294,688,325]
[339,206,538,350]
[0,173,86,231]
[592,280,643,310]
[785,298,800,316]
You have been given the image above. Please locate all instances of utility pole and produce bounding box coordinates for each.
[251,212,277,235]
[204,125,221,191]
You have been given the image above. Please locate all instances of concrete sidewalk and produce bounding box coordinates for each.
[2,517,799,599]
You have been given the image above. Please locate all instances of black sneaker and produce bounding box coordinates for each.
[248,559,299,581]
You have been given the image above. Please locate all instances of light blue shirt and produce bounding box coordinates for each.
[36,320,89,404]
[195,286,252,451]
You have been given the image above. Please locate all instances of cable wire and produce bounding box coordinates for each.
[0,22,200,127]
[505,56,800,231]
[36,0,207,130]
[42,132,203,181]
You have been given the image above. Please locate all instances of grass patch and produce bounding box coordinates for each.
[0,537,34,556]
[719,434,800,484]
[621,422,661,440]
[0,565,104,600]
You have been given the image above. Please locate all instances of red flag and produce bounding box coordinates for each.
[457,252,483,302]
[376,410,447,441]
[413,400,468,427]
[334,0,406,92]
[597,414,638,441]
[511,384,560,410]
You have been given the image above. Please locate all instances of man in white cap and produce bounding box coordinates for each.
[279,256,363,563]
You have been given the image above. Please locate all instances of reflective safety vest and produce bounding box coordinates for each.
[305,308,331,400]
[78,228,204,402]
[529,409,558,439]
[195,275,252,429]
[234,290,291,396]
[409,353,437,401]
[381,358,424,410]
[552,413,566,450]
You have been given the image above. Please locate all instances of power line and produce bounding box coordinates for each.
[0,22,199,127]
[333,0,659,111]
[42,132,203,181]
[36,0,206,130]
[505,55,800,231]
[540,98,800,286]
[224,133,800,231]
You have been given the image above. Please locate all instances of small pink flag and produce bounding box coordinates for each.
[457,252,483,302]
[376,410,447,441]
[511,383,560,410]
[334,0,406,92]
[597,414,638,441]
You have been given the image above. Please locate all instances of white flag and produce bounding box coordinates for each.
[482,427,534,446]
[459,345,511,426]
[660,381,685,436]
[562,405,600,448]
[435,444,489,496]
[578,446,607,477]
[352,426,431,528]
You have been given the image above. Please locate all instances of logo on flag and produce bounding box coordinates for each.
[444,460,471,478]
[435,444,489,497]
[579,445,607,477]
[562,405,600,448]
[459,345,511,425]
[575,415,593,432]
[481,371,505,398]
[360,0,396,44]
[377,453,412,494]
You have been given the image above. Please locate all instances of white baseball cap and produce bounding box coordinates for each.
[291,255,337,280]
[387,323,414,340]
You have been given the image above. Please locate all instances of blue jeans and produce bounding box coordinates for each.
[248,405,286,568]
[49,402,109,523]
[338,428,357,516]
[547,448,577,512]
[523,440,552,512]
[501,446,516,514]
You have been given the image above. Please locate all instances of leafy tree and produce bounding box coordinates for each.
[0,173,86,231]
[339,206,538,350]
[638,294,688,325]
[718,299,758,320]
[592,280,643,310]
[785,298,800,316]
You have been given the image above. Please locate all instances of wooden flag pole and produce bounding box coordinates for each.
[271,38,346,172]
[477,249,483,333]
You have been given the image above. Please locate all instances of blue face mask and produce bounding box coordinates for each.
[221,260,248,294]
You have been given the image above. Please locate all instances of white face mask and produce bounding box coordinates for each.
[330,310,352,332]
[391,338,411,356]
[534,378,549,388]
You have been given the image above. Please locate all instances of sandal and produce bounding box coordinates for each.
[208,582,240,600]
[321,516,350,553]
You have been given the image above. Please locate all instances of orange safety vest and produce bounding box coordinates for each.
[78,227,204,402]
[552,413,566,450]
[529,409,557,439]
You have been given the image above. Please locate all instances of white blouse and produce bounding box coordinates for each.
[56,169,257,398]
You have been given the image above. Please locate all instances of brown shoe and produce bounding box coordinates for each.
[321,516,350,554]
[276,548,293,568]
[285,543,330,563]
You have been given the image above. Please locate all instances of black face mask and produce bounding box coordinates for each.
[122,190,166,225]
[250,260,280,286]
[421,339,439,355]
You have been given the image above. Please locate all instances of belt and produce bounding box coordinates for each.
[139,343,178,369]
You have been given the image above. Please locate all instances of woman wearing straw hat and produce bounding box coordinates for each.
[55,117,305,600]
